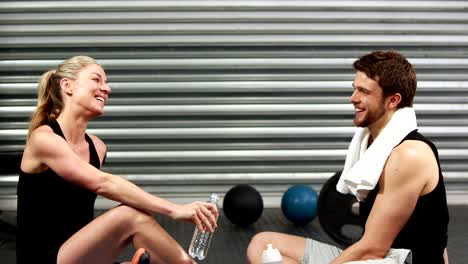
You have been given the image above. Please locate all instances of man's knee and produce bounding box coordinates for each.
[249,232,276,247]
[247,232,275,262]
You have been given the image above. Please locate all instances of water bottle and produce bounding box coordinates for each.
[261,244,283,264]
[188,193,219,260]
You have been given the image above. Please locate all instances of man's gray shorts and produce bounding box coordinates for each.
[301,239,412,264]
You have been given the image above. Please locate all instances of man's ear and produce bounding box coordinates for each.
[60,78,73,95]
[388,93,402,109]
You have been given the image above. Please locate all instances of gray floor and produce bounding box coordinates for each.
[1,206,467,263]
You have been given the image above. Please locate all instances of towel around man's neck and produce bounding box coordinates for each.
[336,107,418,201]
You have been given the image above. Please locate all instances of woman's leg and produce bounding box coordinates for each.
[444,247,449,264]
[246,231,308,264]
[57,205,195,264]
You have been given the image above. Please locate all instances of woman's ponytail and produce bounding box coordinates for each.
[27,70,63,138]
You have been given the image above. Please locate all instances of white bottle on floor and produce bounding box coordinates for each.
[261,244,283,264]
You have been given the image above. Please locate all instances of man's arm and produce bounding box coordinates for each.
[331,140,439,263]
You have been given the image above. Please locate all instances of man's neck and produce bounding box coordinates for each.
[367,111,395,145]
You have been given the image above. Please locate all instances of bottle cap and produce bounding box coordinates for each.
[261,244,282,263]
[210,193,219,203]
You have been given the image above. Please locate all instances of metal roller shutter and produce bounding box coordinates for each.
[1,0,467,209]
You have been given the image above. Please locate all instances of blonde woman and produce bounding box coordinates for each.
[17,56,218,264]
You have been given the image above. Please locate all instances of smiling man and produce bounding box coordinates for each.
[246,51,449,264]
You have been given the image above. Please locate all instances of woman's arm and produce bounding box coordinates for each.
[25,126,218,231]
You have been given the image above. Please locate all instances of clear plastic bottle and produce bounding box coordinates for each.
[261,244,283,264]
[188,193,219,260]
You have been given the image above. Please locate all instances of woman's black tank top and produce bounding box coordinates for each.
[359,130,449,264]
[16,120,100,264]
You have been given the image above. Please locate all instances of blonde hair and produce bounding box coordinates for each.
[28,56,98,138]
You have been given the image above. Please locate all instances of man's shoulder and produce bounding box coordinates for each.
[390,139,435,171]
[380,139,438,194]
[384,140,434,178]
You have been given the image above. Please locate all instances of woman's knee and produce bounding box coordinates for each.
[107,205,155,231]
[174,252,196,264]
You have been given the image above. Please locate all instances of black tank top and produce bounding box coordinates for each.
[359,130,449,264]
[16,120,100,264]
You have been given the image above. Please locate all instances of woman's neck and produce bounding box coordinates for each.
[56,112,89,145]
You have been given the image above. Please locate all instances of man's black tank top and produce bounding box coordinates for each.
[359,130,449,264]
[16,120,100,264]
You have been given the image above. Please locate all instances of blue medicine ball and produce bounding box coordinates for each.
[281,185,318,225]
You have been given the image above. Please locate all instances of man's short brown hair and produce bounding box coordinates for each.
[353,51,417,108]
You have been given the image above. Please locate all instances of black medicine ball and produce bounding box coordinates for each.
[223,184,264,226]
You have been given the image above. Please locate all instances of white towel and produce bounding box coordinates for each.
[336,107,418,201]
